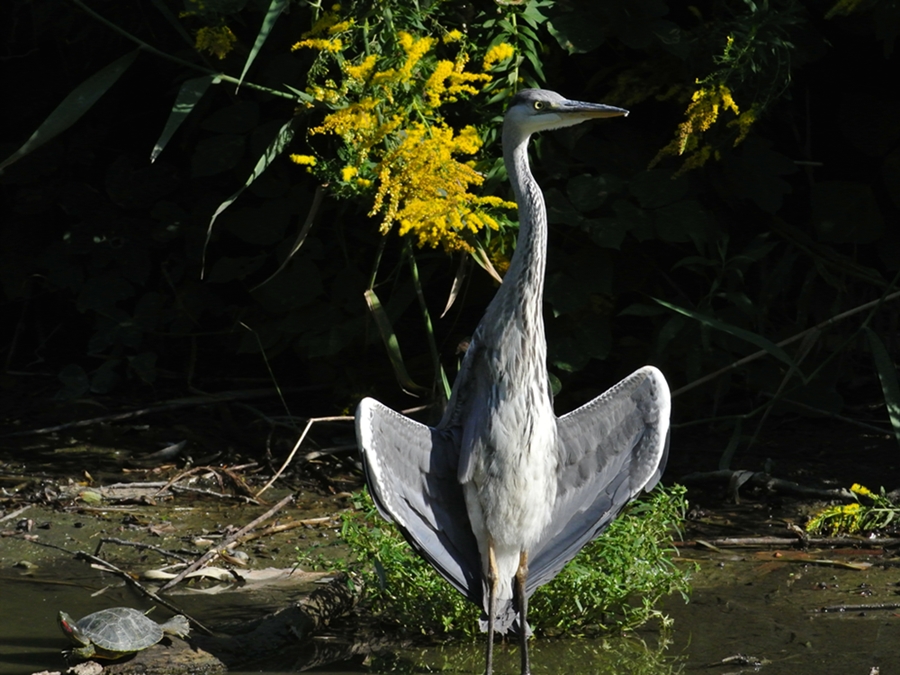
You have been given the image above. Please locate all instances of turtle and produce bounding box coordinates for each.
[58,607,190,660]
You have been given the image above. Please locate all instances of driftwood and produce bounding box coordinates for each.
[680,469,858,502]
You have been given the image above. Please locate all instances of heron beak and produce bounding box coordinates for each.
[560,100,629,119]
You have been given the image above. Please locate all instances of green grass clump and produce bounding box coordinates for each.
[300,484,692,637]
[529,484,692,635]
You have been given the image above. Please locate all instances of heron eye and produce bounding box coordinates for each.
[533,101,544,110]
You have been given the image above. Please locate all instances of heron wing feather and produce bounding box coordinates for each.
[356,397,482,605]
[526,366,671,594]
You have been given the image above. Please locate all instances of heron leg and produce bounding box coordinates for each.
[485,540,498,675]
[516,550,531,675]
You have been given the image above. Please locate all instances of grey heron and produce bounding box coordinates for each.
[356,89,671,675]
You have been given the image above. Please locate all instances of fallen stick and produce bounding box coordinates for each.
[157,493,294,593]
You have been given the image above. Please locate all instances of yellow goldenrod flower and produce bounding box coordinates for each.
[851,483,873,497]
[303,10,340,38]
[292,37,343,53]
[290,154,317,166]
[195,26,237,60]
[365,122,515,250]
[344,54,379,83]
[397,32,435,82]
[727,108,756,145]
[483,43,515,71]
[424,60,456,108]
[651,83,750,174]
[328,19,354,35]
[293,27,510,249]
[443,30,464,44]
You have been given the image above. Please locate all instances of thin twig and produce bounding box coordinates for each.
[0,505,31,524]
[817,602,900,613]
[255,416,353,498]
[236,516,339,544]
[3,388,315,437]
[158,493,294,593]
[680,536,900,548]
[94,537,192,563]
[71,550,215,635]
[27,538,215,635]
[680,469,855,501]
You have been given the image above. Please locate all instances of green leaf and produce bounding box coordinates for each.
[191,134,246,177]
[587,218,628,249]
[363,289,428,396]
[206,255,267,283]
[128,352,158,384]
[612,199,654,242]
[654,200,711,245]
[865,327,900,448]
[0,50,139,173]
[721,136,796,213]
[90,359,122,394]
[653,297,801,374]
[57,364,91,399]
[252,256,323,312]
[203,119,296,277]
[238,0,289,89]
[629,170,688,209]
[567,174,611,212]
[548,10,607,54]
[221,198,294,246]
[151,75,217,163]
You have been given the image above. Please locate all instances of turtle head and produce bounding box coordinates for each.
[58,611,89,647]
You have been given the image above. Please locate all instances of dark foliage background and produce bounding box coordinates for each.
[2,0,899,468]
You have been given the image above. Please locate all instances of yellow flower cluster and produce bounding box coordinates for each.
[652,83,756,174]
[344,54,378,82]
[368,123,515,250]
[398,32,435,81]
[290,154,317,171]
[424,56,490,108]
[851,483,873,497]
[483,43,516,70]
[297,25,516,250]
[293,37,343,53]
[291,7,352,54]
[806,502,861,536]
[443,30,464,44]
[195,26,237,59]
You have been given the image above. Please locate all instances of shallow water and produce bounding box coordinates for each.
[2,429,897,675]
[3,545,897,674]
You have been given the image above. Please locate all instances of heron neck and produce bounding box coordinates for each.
[500,128,547,313]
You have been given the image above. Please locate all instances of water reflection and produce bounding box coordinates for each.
[358,636,679,675]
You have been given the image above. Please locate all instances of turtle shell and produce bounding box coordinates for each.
[74,607,164,655]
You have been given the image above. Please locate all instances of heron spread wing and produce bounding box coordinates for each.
[355,397,482,605]
[526,366,671,594]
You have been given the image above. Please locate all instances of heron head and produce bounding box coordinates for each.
[504,89,628,137]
